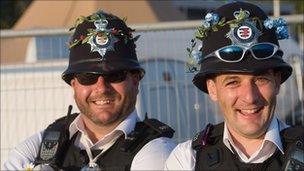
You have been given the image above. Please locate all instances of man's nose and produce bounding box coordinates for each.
[94,76,109,92]
[240,82,261,104]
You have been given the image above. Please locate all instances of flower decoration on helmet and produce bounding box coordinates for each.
[186,39,202,73]
[195,9,250,41]
[68,10,140,60]
[263,18,289,39]
[186,9,289,73]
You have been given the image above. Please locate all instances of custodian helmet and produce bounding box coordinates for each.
[62,10,145,85]
[192,2,292,93]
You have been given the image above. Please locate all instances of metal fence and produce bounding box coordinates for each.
[1,21,303,167]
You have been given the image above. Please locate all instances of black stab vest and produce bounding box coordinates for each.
[35,113,175,171]
[192,122,304,171]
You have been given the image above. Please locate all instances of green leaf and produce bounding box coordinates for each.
[229,23,239,28]
[193,42,196,47]
[74,16,85,28]
[256,18,263,30]
[218,17,226,26]
[133,35,140,42]
[82,36,90,44]
[90,13,100,21]
[69,40,80,48]
[212,26,218,32]
[87,29,95,33]
[69,27,75,31]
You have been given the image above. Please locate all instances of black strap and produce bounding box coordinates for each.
[34,106,77,167]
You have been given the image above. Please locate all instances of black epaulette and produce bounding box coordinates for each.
[143,117,175,138]
[120,116,174,153]
[192,123,225,150]
[280,125,304,155]
[280,125,304,143]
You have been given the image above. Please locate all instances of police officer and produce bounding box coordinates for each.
[4,10,176,170]
[165,2,303,171]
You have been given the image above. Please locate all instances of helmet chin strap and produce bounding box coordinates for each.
[81,133,121,170]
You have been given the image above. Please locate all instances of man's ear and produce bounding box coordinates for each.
[131,73,140,86]
[274,72,281,95]
[70,78,76,88]
[206,79,218,101]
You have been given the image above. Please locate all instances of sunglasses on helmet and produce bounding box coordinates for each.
[74,70,129,85]
[204,43,282,63]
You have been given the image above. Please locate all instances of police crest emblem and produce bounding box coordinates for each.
[88,19,118,59]
[226,10,261,47]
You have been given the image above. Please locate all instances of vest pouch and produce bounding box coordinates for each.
[282,140,304,171]
[34,123,70,168]
[34,106,74,168]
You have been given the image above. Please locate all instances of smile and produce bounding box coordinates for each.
[237,107,264,116]
[93,99,113,105]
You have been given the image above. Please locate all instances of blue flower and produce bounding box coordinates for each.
[264,17,289,40]
[274,18,287,27]
[276,26,289,39]
[264,18,274,29]
[211,13,220,24]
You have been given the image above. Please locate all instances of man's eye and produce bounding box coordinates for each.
[256,77,270,84]
[226,81,239,87]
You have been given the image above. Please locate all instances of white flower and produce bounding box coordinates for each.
[25,162,35,171]
[205,13,213,22]
[191,50,202,64]
[202,20,211,28]
[264,18,274,29]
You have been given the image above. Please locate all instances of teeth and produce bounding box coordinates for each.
[94,100,111,105]
[240,109,259,114]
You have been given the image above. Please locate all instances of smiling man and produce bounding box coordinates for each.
[165,2,303,171]
[4,11,176,170]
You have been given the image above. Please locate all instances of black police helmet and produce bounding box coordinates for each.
[192,2,292,93]
[62,10,145,85]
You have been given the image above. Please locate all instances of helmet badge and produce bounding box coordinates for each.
[88,19,118,60]
[226,10,261,47]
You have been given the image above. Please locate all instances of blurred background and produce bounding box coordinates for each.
[1,0,303,168]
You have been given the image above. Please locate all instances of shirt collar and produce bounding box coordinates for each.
[223,116,286,154]
[69,110,140,139]
[115,110,140,138]
[223,123,233,152]
[264,116,288,154]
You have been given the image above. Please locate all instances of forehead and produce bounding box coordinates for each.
[214,70,275,80]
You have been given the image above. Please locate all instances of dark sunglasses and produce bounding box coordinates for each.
[74,71,128,85]
[204,43,282,63]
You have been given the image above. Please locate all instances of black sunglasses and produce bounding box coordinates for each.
[74,71,129,85]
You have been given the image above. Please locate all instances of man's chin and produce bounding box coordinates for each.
[239,126,266,139]
[91,113,122,126]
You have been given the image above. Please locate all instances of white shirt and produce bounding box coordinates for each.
[164,117,288,170]
[3,110,176,170]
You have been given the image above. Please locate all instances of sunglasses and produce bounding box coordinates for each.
[74,71,129,85]
[204,43,282,63]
